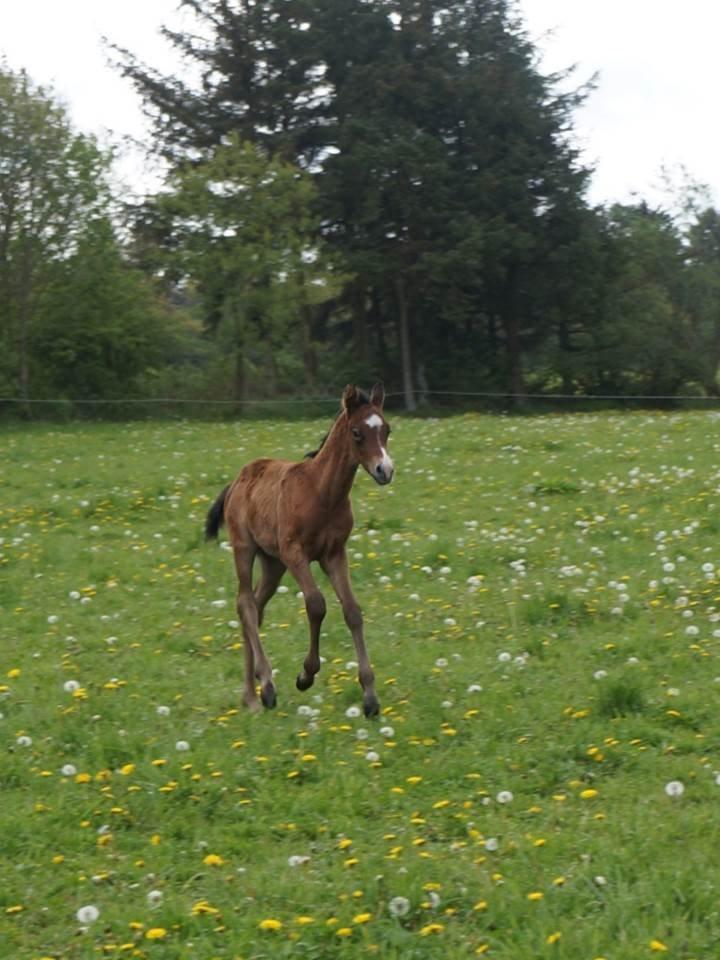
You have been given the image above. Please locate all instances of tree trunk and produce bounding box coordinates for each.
[300,303,318,390]
[349,279,369,367]
[395,275,416,411]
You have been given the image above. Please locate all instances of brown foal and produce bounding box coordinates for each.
[205,383,394,717]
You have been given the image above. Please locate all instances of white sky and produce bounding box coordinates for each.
[0,0,718,208]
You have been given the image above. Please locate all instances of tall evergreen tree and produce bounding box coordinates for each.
[115,0,592,404]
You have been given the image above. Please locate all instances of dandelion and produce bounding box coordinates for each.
[497,652,512,663]
[63,680,80,693]
[664,780,684,797]
[336,927,353,937]
[484,837,499,852]
[345,706,361,719]
[353,912,372,924]
[366,750,380,762]
[16,735,32,747]
[649,939,669,952]
[175,740,190,752]
[147,890,163,907]
[527,891,544,901]
[379,726,395,738]
[546,932,562,945]
[203,853,224,866]
[420,922,445,936]
[156,705,170,716]
[60,764,77,777]
[145,928,167,940]
[258,918,283,931]
[287,855,310,867]
[388,896,410,917]
[496,790,513,804]
[76,904,100,924]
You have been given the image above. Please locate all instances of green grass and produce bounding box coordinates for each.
[2,411,720,958]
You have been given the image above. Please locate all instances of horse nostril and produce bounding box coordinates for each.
[375,464,384,477]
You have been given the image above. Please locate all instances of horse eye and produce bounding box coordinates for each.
[352,428,363,442]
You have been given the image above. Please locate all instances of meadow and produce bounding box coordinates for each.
[2,410,720,959]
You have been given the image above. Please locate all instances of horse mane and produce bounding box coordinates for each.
[304,388,372,459]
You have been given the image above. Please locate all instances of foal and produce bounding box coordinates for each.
[205,383,394,717]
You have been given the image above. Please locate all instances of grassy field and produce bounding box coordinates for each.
[2,410,720,959]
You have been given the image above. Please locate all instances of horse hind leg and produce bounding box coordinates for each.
[254,553,286,627]
[235,546,276,710]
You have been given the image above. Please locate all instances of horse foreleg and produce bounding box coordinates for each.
[285,555,326,692]
[234,546,276,710]
[322,549,379,718]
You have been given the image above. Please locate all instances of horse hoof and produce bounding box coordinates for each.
[363,695,380,718]
[261,685,277,709]
[296,673,314,692]
[243,696,262,713]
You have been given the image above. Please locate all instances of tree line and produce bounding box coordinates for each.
[2,0,720,415]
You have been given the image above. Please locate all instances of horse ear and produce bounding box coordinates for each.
[342,384,361,412]
[370,381,385,409]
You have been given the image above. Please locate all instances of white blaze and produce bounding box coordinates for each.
[365,413,383,429]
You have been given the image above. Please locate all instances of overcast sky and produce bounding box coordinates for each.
[0,0,718,208]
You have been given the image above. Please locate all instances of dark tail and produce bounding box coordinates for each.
[205,484,230,541]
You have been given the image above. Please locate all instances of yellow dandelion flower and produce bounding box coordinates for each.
[337,927,353,937]
[527,891,544,901]
[580,788,599,799]
[6,668,20,679]
[119,763,135,776]
[295,916,315,925]
[145,928,167,940]
[353,912,372,924]
[203,853,224,867]
[649,940,669,952]
[546,932,562,945]
[337,838,353,849]
[5,905,23,914]
[258,918,283,931]
[344,857,359,867]
[473,900,488,911]
[419,923,445,936]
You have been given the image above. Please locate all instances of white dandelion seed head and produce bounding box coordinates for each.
[497,652,512,663]
[665,780,684,797]
[484,837,499,852]
[593,875,607,887]
[388,896,410,917]
[16,735,32,747]
[435,657,448,668]
[496,790,514,804]
[365,750,380,762]
[356,728,369,740]
[175,740,190,752]
[345,706,362,719]
[427,891,441,908]
[297,705,313,716]
[467,683,482,693]
[379,726,395,738]
[76,904,100,924]
[287,855,311,867]
[147,890,163,906]
[61,764,77,777]
[63,680,80,693]
[156,705,170,716]
[593,670,607,680]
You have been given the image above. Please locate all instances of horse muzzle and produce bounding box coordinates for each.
[370,457,394,485]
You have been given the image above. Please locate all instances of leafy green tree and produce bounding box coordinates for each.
[158,136,341,399]
[684,207,720,394]
[0,66,109,403]
[31,217,169,402]
[576,203,695,396]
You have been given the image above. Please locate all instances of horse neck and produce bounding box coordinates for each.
[310,414,358,505]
